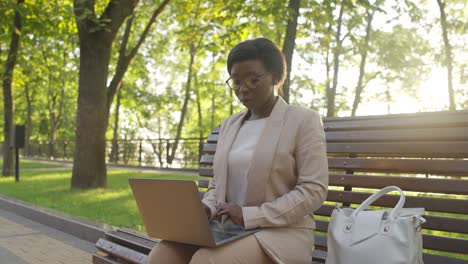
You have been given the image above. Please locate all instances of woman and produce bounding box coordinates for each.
[148,38,328,264]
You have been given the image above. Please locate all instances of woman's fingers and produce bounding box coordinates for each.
[217,208,229,215]
[214,203,244,227]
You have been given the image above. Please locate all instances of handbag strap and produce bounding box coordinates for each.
[351,186,405,220]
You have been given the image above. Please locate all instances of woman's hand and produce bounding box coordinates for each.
[216,203,244,227]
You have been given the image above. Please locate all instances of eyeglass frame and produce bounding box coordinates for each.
[225,72,270,91]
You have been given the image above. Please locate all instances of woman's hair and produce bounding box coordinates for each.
[227,38,287,96]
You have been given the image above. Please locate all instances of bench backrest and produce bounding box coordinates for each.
[198,110,468,262]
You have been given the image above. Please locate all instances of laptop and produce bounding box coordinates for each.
[129,178,258,247]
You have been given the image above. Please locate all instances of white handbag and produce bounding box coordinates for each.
[325,186,426,264]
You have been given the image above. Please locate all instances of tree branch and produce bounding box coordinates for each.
[128,0,171,59]
[106,0,171,110]
[101,0,139,36]
[73,0,96,33]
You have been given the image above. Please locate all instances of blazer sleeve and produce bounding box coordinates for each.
[242,110,329,229]
[201,118,228,221]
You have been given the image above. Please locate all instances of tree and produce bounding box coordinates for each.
[370,25,431,112]
[351,0,382,116]
[71,0,139,189]
[281,0,300,103]
[107,0,170,162]
[327,0,346,117]
[2,0,24,176]
[106,0,171,113]
[166,0,205,165]
[436,0,455,110]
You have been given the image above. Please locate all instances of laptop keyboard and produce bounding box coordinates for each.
[212,230,239,242]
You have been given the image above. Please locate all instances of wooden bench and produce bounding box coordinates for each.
[93,110,468,264]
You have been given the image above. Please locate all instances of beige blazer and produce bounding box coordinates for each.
[202,97,329,264]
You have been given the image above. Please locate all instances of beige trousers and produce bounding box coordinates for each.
[147,234,274,264]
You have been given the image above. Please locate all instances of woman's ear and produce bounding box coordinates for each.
[272,73,280,85]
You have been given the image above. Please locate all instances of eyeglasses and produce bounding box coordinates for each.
[225,73,269,91]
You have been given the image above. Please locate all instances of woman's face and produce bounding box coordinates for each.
[229,60,275,111]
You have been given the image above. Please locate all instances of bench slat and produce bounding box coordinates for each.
[198,167,214,177]
[95,238,147,264]
[423,234,468,254]
[198,179,209,188]
[329,158,468,176]
[201,156,468,177]
[326,127,468,142]
[327,142,468,158]
[423,254,468,264]
[200,155,214,165]
[92,254,121,264]
[202,143,217,153]
[329,174,468,195]
[314,204,335,216]
[422,215,468,234]
[311,249,327,263]
[105,229,157,254]
[323,111,468,131]
[207,134,218,143]
[200,154,468,176]
[201,157,468,176]
[327,190,468,214]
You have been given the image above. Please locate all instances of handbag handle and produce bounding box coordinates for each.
[351,186,405,220]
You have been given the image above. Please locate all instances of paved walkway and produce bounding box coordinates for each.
[0,208,94,264]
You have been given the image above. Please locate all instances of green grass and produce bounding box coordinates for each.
[0,168,198,232]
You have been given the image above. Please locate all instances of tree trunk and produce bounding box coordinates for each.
[351,9,374,117]
[167,45,196,165]
[194,75,203,164]
[2,0,24,176]
[436,0,455,110]
[71,0,137,189]
[109,88,122,163]
[24,83,32,156]
[71,34,112,188]
[327,0,345,117]
[281,0,300,103]
[323,24,332,110]
[49,124,56,158]
[211,82,215,129]
[194,76,203,140]
[157,116,164,167]
[45,48,67,159]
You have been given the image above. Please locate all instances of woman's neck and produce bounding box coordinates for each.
[248,96,278,120]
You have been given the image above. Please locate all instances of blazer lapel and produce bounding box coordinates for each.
[214,111,248,204]
[244,97,288,206]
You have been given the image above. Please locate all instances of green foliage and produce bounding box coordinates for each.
[371,25,431,90]
[1,0,467,157]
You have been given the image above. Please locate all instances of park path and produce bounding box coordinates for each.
[0,208,94,264]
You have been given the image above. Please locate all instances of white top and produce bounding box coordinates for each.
[227,118,267,206]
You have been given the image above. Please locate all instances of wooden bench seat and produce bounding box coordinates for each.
[93,110,468,264]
